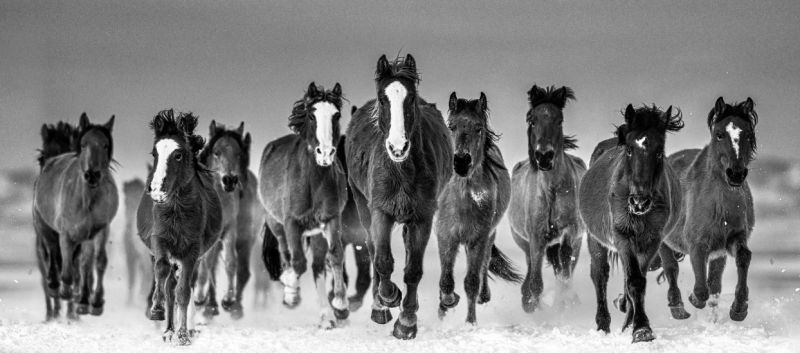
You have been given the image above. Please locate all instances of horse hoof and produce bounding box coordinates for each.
[613,294,627,313]
[669,305,691,320]
[76,304,90,315]
[46,285,59,298]
[478,293,491,305]
[221,298,235,311]
[730,307,748,322]
[347,297,363,312]
[688,293,707,309]
[58,287,73,300]
[632,328,655,343]
[228,302,244,320]
[379,287,403,308]
[334,308,349,321]
[177,330,191,346]
[282,297,302,309]
[371,308,392,325]
[150,309,165,321]
[439,292,460,309]
[522,299,539,314]
[392,321,417,340]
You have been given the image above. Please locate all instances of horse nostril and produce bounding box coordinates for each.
[726,168,734,179]
[315,147,322,155]
[330,147,337,156]
[231,176,239,185]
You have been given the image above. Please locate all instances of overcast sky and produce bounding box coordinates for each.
[2,0,798,181]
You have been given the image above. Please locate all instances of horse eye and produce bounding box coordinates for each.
[334,113,341,120]
[309,114,315,121]
[476,128,483,134]
[175,153,183,161]
[656,151,663,159]
[626,147,632,157]
[716,133,723,140]
[558,120,563,126]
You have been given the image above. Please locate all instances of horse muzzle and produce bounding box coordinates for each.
[83,170,103,188]
[534,150,555,171]
[628,194,653,215]
[725,167,748,187]
[386,139,410,162]
[222,175,239,192]
[453,153,472,177]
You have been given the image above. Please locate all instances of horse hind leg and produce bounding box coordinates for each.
[587,235,611,333]
[659,245,690,320]
[436,227,461,320]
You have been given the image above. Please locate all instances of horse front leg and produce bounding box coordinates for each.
[588,235,611,333]
[707,255,726,321]
[522,232,545,313]
[173,259,197,346]
[659,244,690,319]
[76,241,94,315]
[557,227,581,308]
[89,226,109,315]
[280,219,307,309]
[618,238,654,343]
[162,266,178,343]
[219,227,241,317]
[231,237,253,319]
[436,224,460,320]
[369,210,398,325]
[149,251,171,321]
[58,235,77,300]
[730,240,751,321]
[324,218,349,323]
[392,219,432,340]
[688,246,710,309]
[308,235,336,329]
[464,236,489,325]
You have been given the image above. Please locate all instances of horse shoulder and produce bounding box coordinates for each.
[589,137,618,166]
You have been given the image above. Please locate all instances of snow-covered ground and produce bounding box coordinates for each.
[1,217,799,352]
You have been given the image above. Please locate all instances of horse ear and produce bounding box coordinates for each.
[146,162,153,175]
[624,104,636,125]
[714,97,726,116]
[244,132,252,152]
[235,121,245,135]
[79,113,90,130]
[742,97,755,114]
[209,120,217,136]
[405,54,416,74]
[448,92,458,112]
[332,83,342,96]
[104,115,115,130]
[307,82,319,97]
[479,92,488,112]
[351,105,358,116]
[376,55,390,78]
[41,124,49,140]
[660,106,673,130]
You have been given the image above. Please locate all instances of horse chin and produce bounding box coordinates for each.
[223,185,237,193]
[725,177,744,188]
[388,151,409,163]
[628,206,651,216]
[454,165,471,177]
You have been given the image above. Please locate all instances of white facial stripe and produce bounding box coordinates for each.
[150,139,180,193]
[385,81,408,150]
[313,102,337,150]
[726,122,742,159]
[635,136,647,149]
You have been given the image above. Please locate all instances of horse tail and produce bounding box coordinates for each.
[261,221,282,281]
[488,245,523,283]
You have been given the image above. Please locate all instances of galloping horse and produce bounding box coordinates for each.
[195,121,264,320]
[122,178,151,306]
[436,92,521,325]
[579,104,683,343]
[509,85,586,313]
[657,97,757,322]
[259,82,350,328]
[345,54,452,339]
[33,113,118,321]
[138,109,222,345]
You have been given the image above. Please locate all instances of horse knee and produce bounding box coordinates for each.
[291,258,307,275]
[735,247,751,266]
[627,275,646,293]
[403,268,423,285]
[463,275,481,296]
[373,256,394,275]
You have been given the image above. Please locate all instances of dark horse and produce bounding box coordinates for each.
[331,133,372,312]
[436,92,521,325]
[35,121,75,321]
[33,114,118,321]
[195,120,265,320]
[122,177,152,306]
[579,104,683,343]
[259,82,350,328]
[138,110,222,345]
[657,97,757,322]
[345,54,452,339]
[508,85,586,313]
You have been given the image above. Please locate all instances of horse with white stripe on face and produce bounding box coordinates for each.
[258,82,350,328]
[345,54,453,339]
[137,109,222,345]
[653,97,758,323]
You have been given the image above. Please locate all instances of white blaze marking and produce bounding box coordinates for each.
[385,81,409,160]
[726,122,742,159]
[150,139,180,201]
[635,136,647,149]
[471,189,487,205]
[313,102,338,166]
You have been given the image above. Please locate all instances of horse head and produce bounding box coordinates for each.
[526,85,576,171]
[201,121,251,192]
[289,82,343,167]
[147,109,204,203]
[616,104,683,215]
[707,97,758,187]
[447,92,496,177]
[75,113,114,188]
[373,54,419,162]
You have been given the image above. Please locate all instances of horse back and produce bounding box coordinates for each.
[589,137,619,167]
[418,102,454,194]
[578,142,620,244]
[237,169,265,244]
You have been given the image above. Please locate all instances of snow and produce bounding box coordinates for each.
[1,218,800,352]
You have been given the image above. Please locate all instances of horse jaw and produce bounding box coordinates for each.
[384,81,409,162]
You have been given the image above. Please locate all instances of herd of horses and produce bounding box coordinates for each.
[31,53,758,345]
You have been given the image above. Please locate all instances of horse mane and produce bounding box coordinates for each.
[150,109,208,171]
[37,121,75,167]
[448,98,507,175]
[615,104,684,145]
[288,84,344,135]
[528,85,576,110]
[198,123,250,181]
[706,99,758,156]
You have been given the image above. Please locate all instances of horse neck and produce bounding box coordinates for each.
[697,145,732,193]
